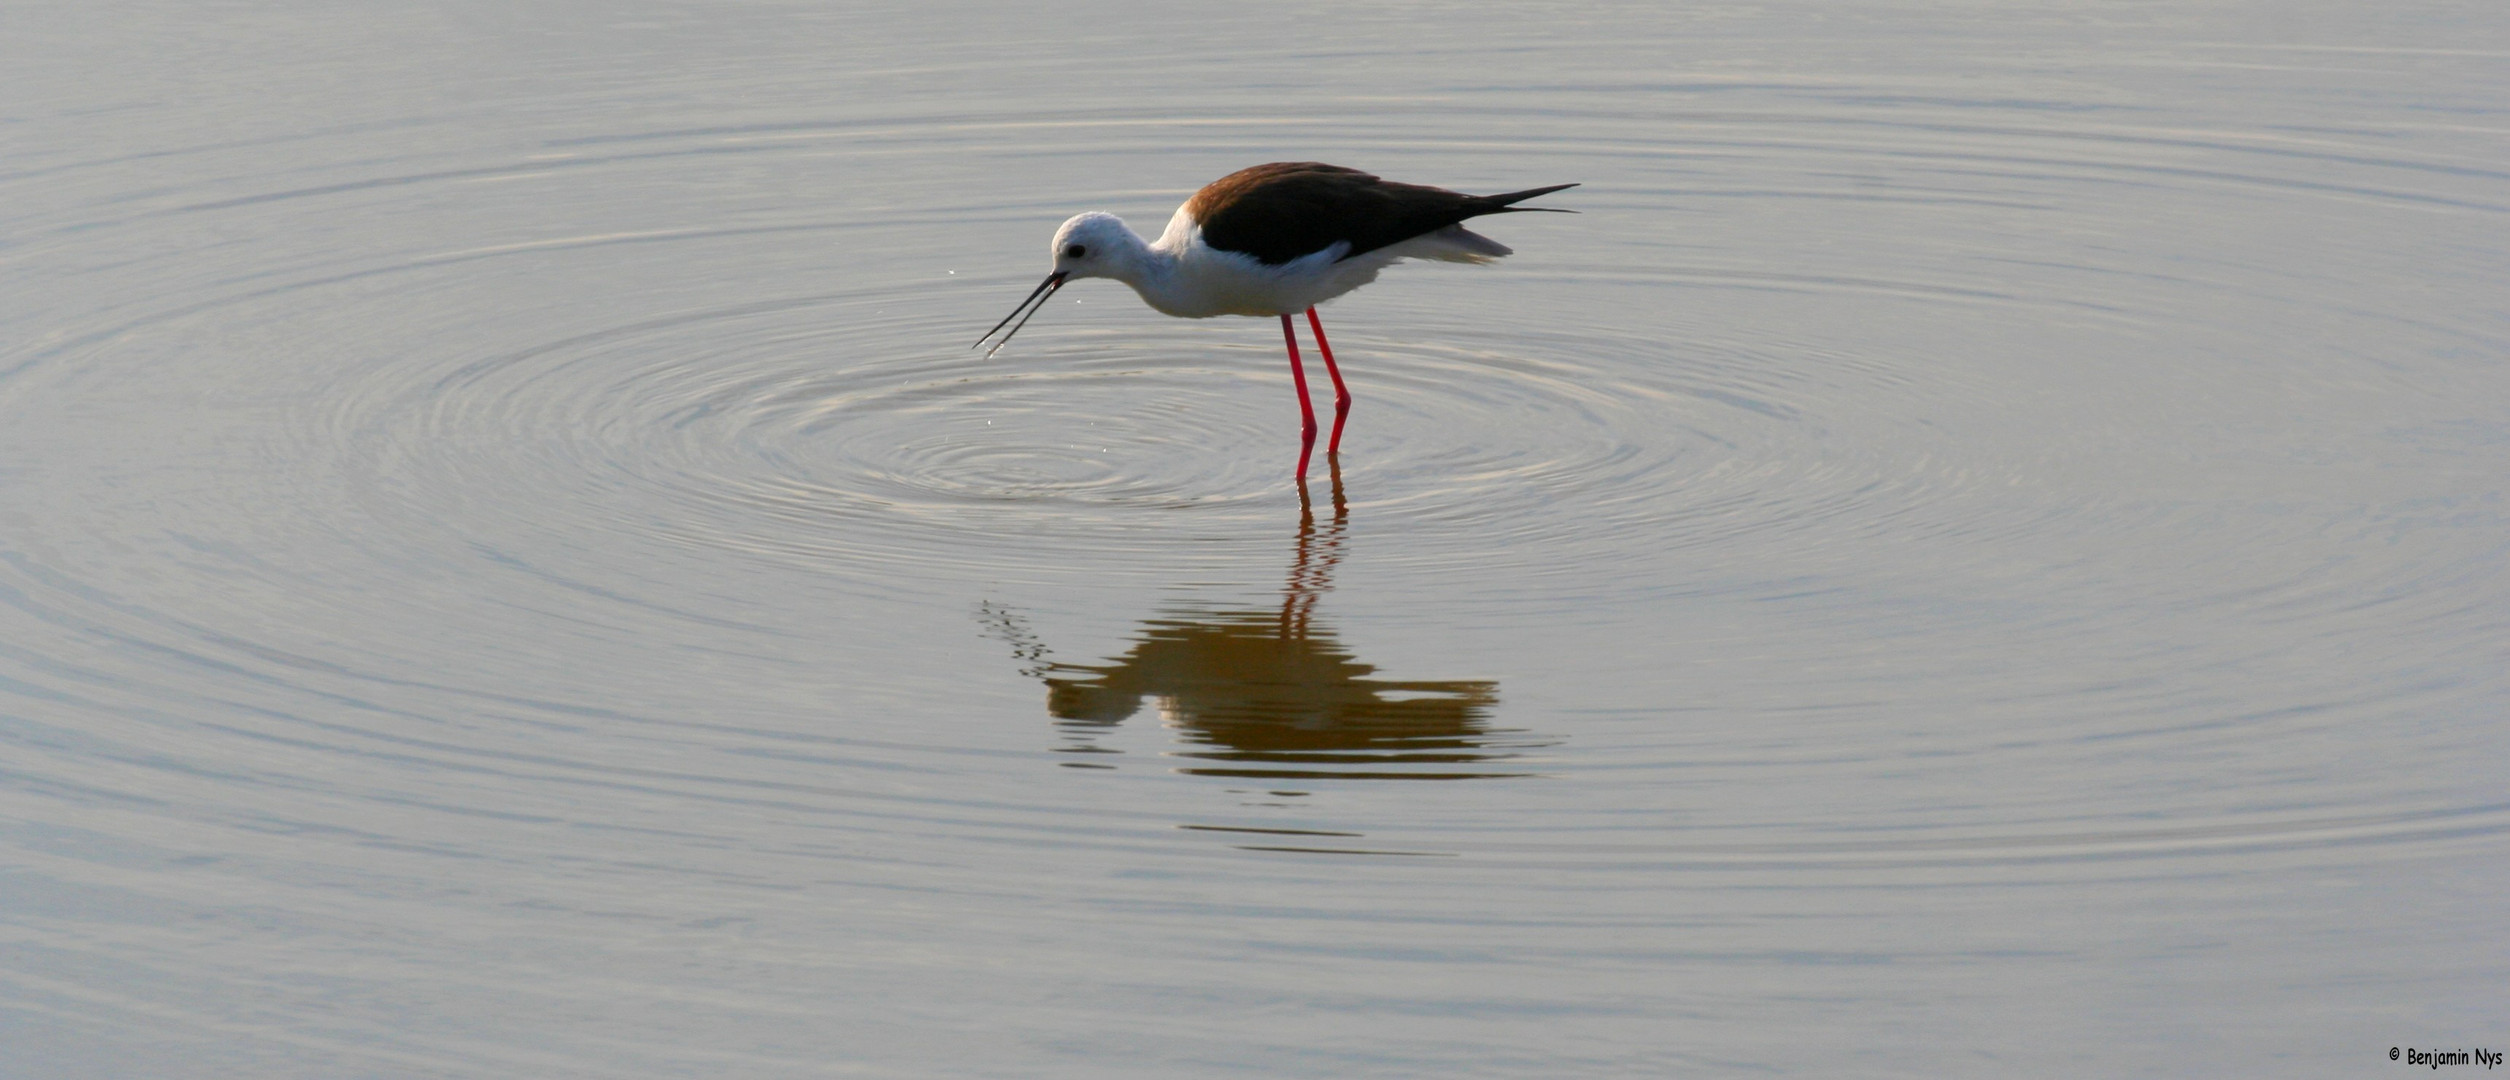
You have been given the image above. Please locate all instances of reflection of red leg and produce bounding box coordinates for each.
[1285,472,1316,637]
[1306,307,1350,454]
[1281,313,1317,478]
[1325,448,1347,520]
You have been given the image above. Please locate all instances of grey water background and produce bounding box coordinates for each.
[5,1,2507,1075]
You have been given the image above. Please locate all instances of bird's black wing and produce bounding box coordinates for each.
[1188,162,1574,266]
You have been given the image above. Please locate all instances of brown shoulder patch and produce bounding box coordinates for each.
[1181,162,1373,228]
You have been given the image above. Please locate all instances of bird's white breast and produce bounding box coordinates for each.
[1133,213,1394,319]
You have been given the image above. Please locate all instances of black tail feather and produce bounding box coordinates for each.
[1479,182,1580,214]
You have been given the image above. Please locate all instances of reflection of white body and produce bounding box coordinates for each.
[975,465,1542,781]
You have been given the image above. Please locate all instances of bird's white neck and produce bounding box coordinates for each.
[1087,214,1194,317]
[1068,206,1317,319]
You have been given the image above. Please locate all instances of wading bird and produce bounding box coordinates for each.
[976,162,1576,477]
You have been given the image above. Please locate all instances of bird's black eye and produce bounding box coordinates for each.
[1064,243,1087,258]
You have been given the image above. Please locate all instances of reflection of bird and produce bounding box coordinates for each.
[981,461,1533,781]
[1043,611,1503,781]
[975,162,1578,477]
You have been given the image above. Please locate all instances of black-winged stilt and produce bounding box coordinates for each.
[975,162,1577,478]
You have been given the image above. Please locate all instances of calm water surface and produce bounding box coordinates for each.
[5,1,2507,1075]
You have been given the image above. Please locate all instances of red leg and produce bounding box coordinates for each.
[1306,307,1350,455]
[1281,313,1317,479]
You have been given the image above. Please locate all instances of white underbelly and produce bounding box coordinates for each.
[1140,245,1394,318]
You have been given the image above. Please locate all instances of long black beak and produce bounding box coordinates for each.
[974,271,1067,357]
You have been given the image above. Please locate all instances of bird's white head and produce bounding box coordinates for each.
[974,212,1158,357]
[1048,212,1143,281]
